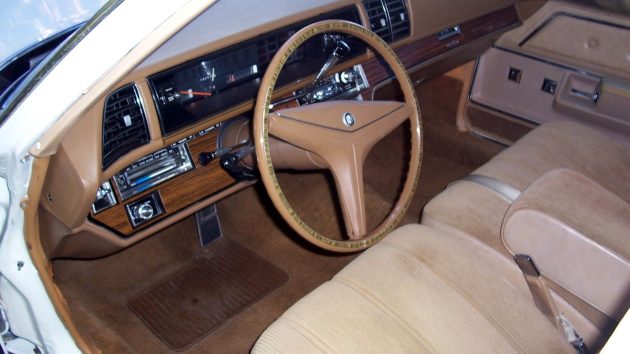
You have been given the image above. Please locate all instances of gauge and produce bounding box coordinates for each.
[149,44,261,134]
[152,45,258,107]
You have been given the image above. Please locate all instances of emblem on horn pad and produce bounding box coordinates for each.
[342,112,355,127]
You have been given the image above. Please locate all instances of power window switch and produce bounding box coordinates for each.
[541,78,558,95]
[508,67,522,83]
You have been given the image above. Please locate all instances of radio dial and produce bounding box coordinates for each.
[126,192,164,228]
[340,71,355,84]
[135,202,155,220]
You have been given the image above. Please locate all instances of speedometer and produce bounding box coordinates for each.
[149,44,260,134]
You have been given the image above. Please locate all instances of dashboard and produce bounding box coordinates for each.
[39,0,520,259]
[148,7,363,136]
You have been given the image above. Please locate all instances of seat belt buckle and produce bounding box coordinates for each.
[559,314,591,354]
[514,254,540,277]
[514,254,592,354]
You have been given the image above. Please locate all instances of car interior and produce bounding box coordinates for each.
[17,0,630,352]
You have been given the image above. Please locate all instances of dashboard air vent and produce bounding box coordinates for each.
[102,84,150,170]
[363,0,410,42]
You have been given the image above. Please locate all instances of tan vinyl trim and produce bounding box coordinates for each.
[497,0,630,82]
[452,174,521,202]
[22,0,218,350]
[444,60,476,132]
[24,157,99,353]
[503,209,630,320]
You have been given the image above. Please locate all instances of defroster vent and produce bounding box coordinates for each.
[363,0,410,43]
[102,84,150,170]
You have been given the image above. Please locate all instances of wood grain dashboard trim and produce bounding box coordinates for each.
[363,6,520,86]
[91,128,236,235]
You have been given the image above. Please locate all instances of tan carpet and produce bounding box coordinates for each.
[128,239,288,351]
[51,75,504,353]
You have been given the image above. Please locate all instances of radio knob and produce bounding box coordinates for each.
[135,202,155,220]
[340,71,355,84]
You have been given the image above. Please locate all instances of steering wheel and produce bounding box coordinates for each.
[253,20,423,252]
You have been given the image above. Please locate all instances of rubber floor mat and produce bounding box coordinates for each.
[128,239,288,350]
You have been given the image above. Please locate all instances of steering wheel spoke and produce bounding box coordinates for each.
[270,100,410,153]
[353,101,412,146]
[328,152,368,239]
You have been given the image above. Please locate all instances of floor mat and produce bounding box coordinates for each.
[128,239,288,351]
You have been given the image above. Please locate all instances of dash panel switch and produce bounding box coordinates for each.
[508,67,522,83]
[126,191,165,228]
[542,78,558,95]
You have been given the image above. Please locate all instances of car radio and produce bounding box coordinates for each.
[114,141,194,201]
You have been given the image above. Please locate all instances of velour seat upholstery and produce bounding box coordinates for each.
[502,168,630,322]
[421,120,630,348]
[254,120,629,352]
[253,225,572,353]
[474,121,630,198]
[423,121,630,256]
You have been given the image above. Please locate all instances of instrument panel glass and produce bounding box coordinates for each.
[148,7,363,135]
[150,45,261,135]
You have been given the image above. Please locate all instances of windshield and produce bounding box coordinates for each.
[0,0,107,64]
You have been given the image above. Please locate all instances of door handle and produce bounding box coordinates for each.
[570,88,599,103]
[556,73,601,108]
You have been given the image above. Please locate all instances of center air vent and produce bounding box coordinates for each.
[102,84,150,170]
[363,0,410,43]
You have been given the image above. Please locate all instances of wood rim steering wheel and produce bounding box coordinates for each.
[253,20,423,252]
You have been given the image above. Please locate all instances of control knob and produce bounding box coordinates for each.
[134,201,155,221]
[339,70,355,84]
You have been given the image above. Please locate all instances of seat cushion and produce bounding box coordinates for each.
[253,225,572,353]
[474,120,630,201]
[421,120,630,348]
[502,168,630,321]
[423,120,630,257]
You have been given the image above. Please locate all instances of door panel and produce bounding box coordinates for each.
[468,1,630,147]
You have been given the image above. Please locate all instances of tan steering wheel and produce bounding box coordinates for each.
[253,20,423,252]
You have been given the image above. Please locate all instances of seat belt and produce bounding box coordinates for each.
[514,254,590,354]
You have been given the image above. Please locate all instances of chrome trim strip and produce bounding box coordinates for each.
[450,174,521,202]
[469,129,510,147]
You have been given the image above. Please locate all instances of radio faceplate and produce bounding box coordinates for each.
[114,141,194,201]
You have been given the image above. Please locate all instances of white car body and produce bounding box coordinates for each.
[0,1,214,352]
